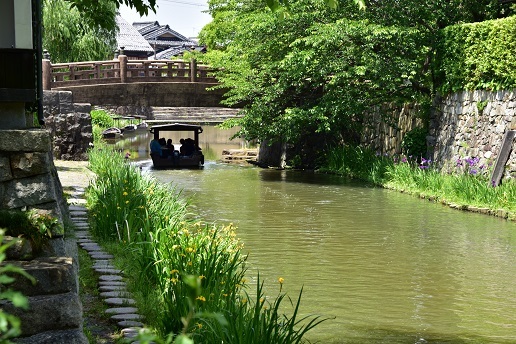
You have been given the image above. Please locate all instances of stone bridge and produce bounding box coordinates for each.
[42,55,227,108]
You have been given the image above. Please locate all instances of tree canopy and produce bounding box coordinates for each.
[199,0,511,164]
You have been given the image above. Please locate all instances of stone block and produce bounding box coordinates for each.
[11,152,51,178]
[73,103,91,114]
[0,129,52,152]
[0,154,13,182]
[2,292,82,336]
[2,174,57,209]
[58,91,74,114]
[14,328,87,344]
[5,257,75,296]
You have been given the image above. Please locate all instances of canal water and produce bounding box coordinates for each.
[115,128,516,344]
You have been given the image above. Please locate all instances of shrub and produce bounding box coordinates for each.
[435,16,516,93]
[401,127,428,159]
[90,109,114,128]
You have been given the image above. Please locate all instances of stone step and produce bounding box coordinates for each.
[3,292,82,337]
[6,257,76,296]
[14,328,88,344]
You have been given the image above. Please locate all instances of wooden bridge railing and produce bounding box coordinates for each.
[42,54,218,90]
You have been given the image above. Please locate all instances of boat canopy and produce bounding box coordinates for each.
[149,123,203,141]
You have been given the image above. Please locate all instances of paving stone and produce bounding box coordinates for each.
[111,313,142,321]
[104,297,136,306]
[69,205,87,211]
[92,259,112,266]
[94,268,122,274]
[73,222,90,227]
[79,242,102,248]
[93,264,116,270]
[75,231,91,238]
[121,327,142,338]
[90,253,114,259]
[99,285,126,292]
[99,275,123,282]
[99,281,126,287]
[100,291,131,298]
[70,210,88,216]
[118,320,144,328]
[68,198,87,205]
[77,238,94,244]
[105,307,139,314]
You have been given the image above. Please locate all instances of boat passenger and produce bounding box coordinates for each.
[150,138,163,157]
[166,139,174,151]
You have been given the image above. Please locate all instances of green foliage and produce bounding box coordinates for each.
[90,109,114,129]
[0,210,59,253]
[68,0,157,17]
[477,100,489,112]
[200,0,505,157]
[401,127,428,158]
[435,15,516,94]
[319,145,516,215]
[0,230,36,343]
[43,0,118,62]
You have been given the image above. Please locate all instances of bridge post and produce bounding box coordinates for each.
[190,58,197,82]
[119,54,127,83]
[42,57,51,90]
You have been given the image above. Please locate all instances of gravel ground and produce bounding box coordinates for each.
[54,160,94,189]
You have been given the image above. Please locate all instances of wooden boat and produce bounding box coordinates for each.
[102,127,122,139]
[149,123,204,168]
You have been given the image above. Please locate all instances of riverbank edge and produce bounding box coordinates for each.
[312,167,516,222]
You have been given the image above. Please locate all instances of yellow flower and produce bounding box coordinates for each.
[170,278,178,284]
[278,277,284,284]
[125,200,129,204]
[199,275,205,280]
[196,296,206,302]
[187,261,192,266]
[196,322,203,329]
[186,247,195,253]
[123,191,128,196]
[170,269,179,274]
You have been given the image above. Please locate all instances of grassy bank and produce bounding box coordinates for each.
[85,144,326,343]
[319,145,516,220]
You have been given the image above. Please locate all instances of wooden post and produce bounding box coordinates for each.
[119,54,127,83]
[42,58,51,90]
[490,130,516,187]
[190,58,197,82]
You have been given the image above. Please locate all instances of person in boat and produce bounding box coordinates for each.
[166,139,174,151]
[159,138,170,157]
[180,138,197,156]
[150,138,163,157]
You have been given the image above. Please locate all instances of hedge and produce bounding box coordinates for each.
[434,15,516,94]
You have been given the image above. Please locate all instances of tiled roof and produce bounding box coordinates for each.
[134,21,192,43]
[116,16,154,53]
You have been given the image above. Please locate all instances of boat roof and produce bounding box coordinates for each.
[150,123,203,133]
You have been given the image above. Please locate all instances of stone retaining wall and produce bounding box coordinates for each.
[43,91,92,161]
[429,90,516,178]
[361,103,424,155]
[360,90,516,179]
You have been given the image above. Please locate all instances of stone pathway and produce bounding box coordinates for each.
[68,195,144,343]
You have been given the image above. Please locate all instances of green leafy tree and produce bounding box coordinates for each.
[43,0,118,62]
[200,0,504,165]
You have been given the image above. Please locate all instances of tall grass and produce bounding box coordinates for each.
[320,145,516,216]
[86,144,326,343]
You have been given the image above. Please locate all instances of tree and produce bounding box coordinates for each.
[43,0,118,62]
[200,0,504,166]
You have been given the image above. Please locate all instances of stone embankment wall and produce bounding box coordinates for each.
[43,91,92,161]
[361,103,424,155]
[360,90,516,179]
[429,90,516,178]
[0,128,86,343]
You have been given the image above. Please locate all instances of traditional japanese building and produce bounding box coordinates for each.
[116,17,204,60]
